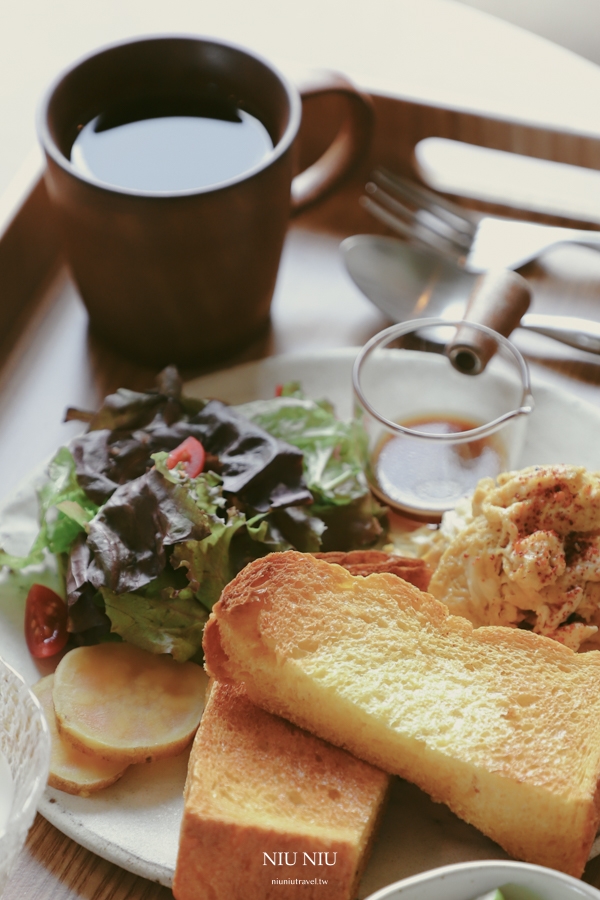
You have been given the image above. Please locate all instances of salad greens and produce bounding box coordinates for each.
[236,382,369,508]
[2,368,386,661]
[237,382,384,549]
[0,447,99,570]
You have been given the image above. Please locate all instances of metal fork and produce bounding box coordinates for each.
[361,168,600,273]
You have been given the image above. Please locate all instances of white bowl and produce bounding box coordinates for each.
[364,860,600,900]
[0,658,50,896]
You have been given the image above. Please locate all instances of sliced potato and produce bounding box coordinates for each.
[53,643,208,764]
[33,674,128,795]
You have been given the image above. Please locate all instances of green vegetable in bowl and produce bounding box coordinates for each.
[474,886,544,900]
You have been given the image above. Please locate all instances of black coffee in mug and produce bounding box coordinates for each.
[70,95,273,192]
[38,36,372,365]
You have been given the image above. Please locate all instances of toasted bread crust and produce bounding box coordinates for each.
[313,550,431,591]
[204,550,600,877]
[173,680,389,900]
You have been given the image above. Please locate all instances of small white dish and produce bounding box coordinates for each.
[364,860,600,900]
[0,657,50,896]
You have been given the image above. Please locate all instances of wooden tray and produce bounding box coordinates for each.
[4,60,600,899]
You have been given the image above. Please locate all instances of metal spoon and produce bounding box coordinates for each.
[341,234,600,356]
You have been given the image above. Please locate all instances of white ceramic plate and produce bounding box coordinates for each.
[1,348,599,894]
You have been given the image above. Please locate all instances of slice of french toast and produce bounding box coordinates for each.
[204,550,600,878]
[172,680,389,900]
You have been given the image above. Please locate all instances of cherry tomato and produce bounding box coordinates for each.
[166,436,206,478]
[24,584,69,658]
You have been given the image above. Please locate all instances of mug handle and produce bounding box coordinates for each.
[291,71,374,214]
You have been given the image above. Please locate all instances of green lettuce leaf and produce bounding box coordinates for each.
[155,455,256,612]
[100,460,295,657]
[235,390,370,507]
[170,505,253,613]
[101,570,208,662]
[0,447,99,569]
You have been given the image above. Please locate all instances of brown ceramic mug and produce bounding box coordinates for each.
[37,35,373,366]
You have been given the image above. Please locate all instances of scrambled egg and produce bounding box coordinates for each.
[426,464,600,651]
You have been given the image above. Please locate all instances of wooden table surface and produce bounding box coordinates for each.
[5,3,600,899]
